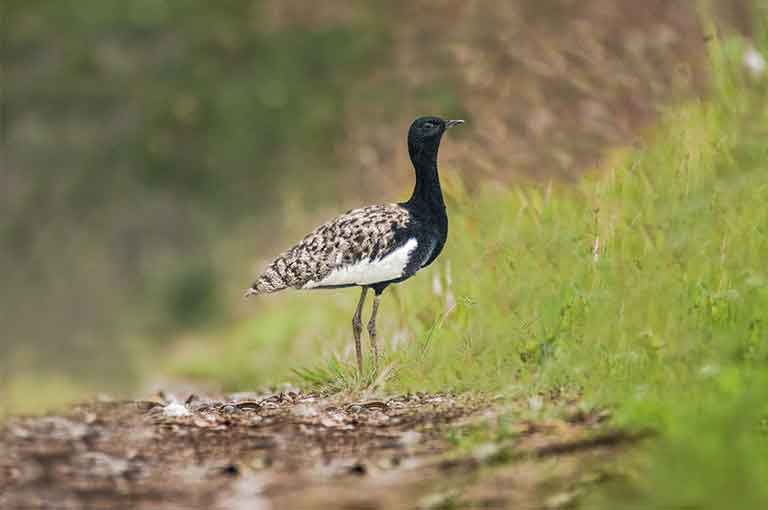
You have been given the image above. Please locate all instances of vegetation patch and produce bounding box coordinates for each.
[174,28,768,508]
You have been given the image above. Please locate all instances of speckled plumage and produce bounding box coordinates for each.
[248,203,412,294]
[245,116,464,375]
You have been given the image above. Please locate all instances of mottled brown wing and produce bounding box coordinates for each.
[246,204,411,294]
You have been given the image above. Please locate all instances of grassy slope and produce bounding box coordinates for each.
[172,29,768,508]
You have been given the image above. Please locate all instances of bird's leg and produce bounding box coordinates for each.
[367,291,382,372]
[352,287,368,375]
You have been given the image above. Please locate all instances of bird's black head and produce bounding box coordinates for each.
[407,116,464,162]
[408,116,463,142]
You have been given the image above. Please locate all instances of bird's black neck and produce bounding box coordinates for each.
[406,138,446,216]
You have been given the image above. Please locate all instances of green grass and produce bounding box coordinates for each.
[170,30,768,508]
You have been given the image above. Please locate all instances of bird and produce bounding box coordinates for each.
[245,116,464,375]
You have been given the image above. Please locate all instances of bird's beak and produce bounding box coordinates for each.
[445,119,465,129]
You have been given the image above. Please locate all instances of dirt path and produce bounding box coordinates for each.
[1,391,642,509]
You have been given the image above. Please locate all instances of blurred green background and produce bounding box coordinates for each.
[3,0,750,399]
[3,0,397,390]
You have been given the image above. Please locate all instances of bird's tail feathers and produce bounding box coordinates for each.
[244,268,288,298]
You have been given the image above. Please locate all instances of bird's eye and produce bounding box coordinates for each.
[423,122,434,130]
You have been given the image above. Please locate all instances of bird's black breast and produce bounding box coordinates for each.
[398,203,448,278]
[418,221,447,269]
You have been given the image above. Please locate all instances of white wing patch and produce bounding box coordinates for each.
[303,238,418,289]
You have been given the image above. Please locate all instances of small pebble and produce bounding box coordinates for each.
[399,431,422,446]
[472,442,500,463]
[528,396,544,412]
[221,464,240,477]
[292,404,319,417]
[347,462,367,476]
[163,402,191,418]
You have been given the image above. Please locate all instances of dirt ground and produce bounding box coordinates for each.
[1,390,642,509]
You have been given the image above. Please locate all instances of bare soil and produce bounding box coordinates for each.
[342,0,753,191]
[1,391,642,509]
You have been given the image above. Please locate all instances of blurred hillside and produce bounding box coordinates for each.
[0,1,752,395]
